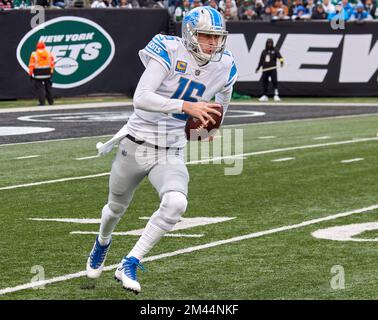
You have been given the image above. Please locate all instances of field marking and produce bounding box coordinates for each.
[0,102,133,114]
[29,218,101,224]
[70,231,204,238]
[313,136,331,140]
[1,204,377,296]
[30,216,233,238]
[312,222,378,242]
[223,112,378,128]
[0,134,113,148]
[229,102,378,107]
[1,112,378,148]
[74,155,100,161]
[341,158,364,163]
[271,157,295,162]
[186,136,378,165]
[0,173,110,191]
[1,101,377,115]
[258,136,276,139]
[0,136,376,191]
[14,155,40,160]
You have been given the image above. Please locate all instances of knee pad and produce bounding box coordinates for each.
[107,201,127,217]
[150,191,188,231]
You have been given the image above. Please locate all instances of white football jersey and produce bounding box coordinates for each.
[125,34,238,148]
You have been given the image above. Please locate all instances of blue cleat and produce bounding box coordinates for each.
[86,236,111,279]
[114,256,145,294]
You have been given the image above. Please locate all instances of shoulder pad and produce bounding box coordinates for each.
[223,50,238,88]
[139,34,180,72]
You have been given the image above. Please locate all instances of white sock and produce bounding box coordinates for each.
[98,204,121,246]
[127,220,166,261]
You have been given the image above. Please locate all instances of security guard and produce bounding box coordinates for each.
[256,38,284,102]
[28,41,55,106]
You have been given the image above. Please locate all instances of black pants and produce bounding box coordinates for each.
[32,79,54,105]
[262,69,278,96]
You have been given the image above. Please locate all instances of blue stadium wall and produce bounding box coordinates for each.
[1,9,378,99]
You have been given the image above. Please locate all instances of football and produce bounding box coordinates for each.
[185,105,223,141]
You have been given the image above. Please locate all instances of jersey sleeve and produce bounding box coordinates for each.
[223,51,238,88]
[138,34,176,73]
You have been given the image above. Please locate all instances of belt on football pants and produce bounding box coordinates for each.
[125,134,181,151]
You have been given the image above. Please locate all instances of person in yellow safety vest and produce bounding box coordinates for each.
[28,41,55,106]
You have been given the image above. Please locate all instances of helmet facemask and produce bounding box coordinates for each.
[192,30,228,64]
[182,7,228,64]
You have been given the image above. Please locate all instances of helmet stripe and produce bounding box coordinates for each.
[207,7,222,27]
[204,7,215,27]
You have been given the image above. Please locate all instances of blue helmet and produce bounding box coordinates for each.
[182,6,228,64]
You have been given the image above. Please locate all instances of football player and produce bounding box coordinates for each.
[86,6,238,294]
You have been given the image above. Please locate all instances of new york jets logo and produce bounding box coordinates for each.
[16,16,115,89]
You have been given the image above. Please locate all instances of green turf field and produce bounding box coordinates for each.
[0,114,377,299]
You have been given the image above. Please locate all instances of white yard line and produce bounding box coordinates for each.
[74,155,100,161]
[313,136,331,140]
[0,134,112,148]
[186,137,377,165]
[70,231,204,238]
[0,136,376,192]
[229,102,378,107]
[1,204,377,296]
[271,157,295,162]
[0,112,378,149]
[341,158,365,164]
[1,101,377,115]
[0,173,110,191]
[0,102,133,114]
[14,155,40,160]
[223,112,378,128]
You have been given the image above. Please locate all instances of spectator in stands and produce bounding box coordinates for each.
[351,1,373,20]
[175,0,191,21]
[322,0,336,13]
[311,2,328,18]
[327,2,352,20]
[151,0,166,8]
[305,0,315,15]
[239,0,259,19]
[13,0,32,8]
[219,0,238,14]
[224,5,240,18]
[35,0,51,6]
[261,4,273,21]
[289,0,307,15]
[91,0,108,6]
[0,0,12,9]
[52,0,66,7]
[364,0,377,18]
[168,0,178,15]
[341,0,354,16]
[291,4,311,18]
[192,0,203,8]
[254,0,265,16]
[206,0,219,9]
[271,0,290,19]
[221,0,239,19]
[119,0,133,7]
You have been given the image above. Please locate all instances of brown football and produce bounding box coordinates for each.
[185,105,223,141]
